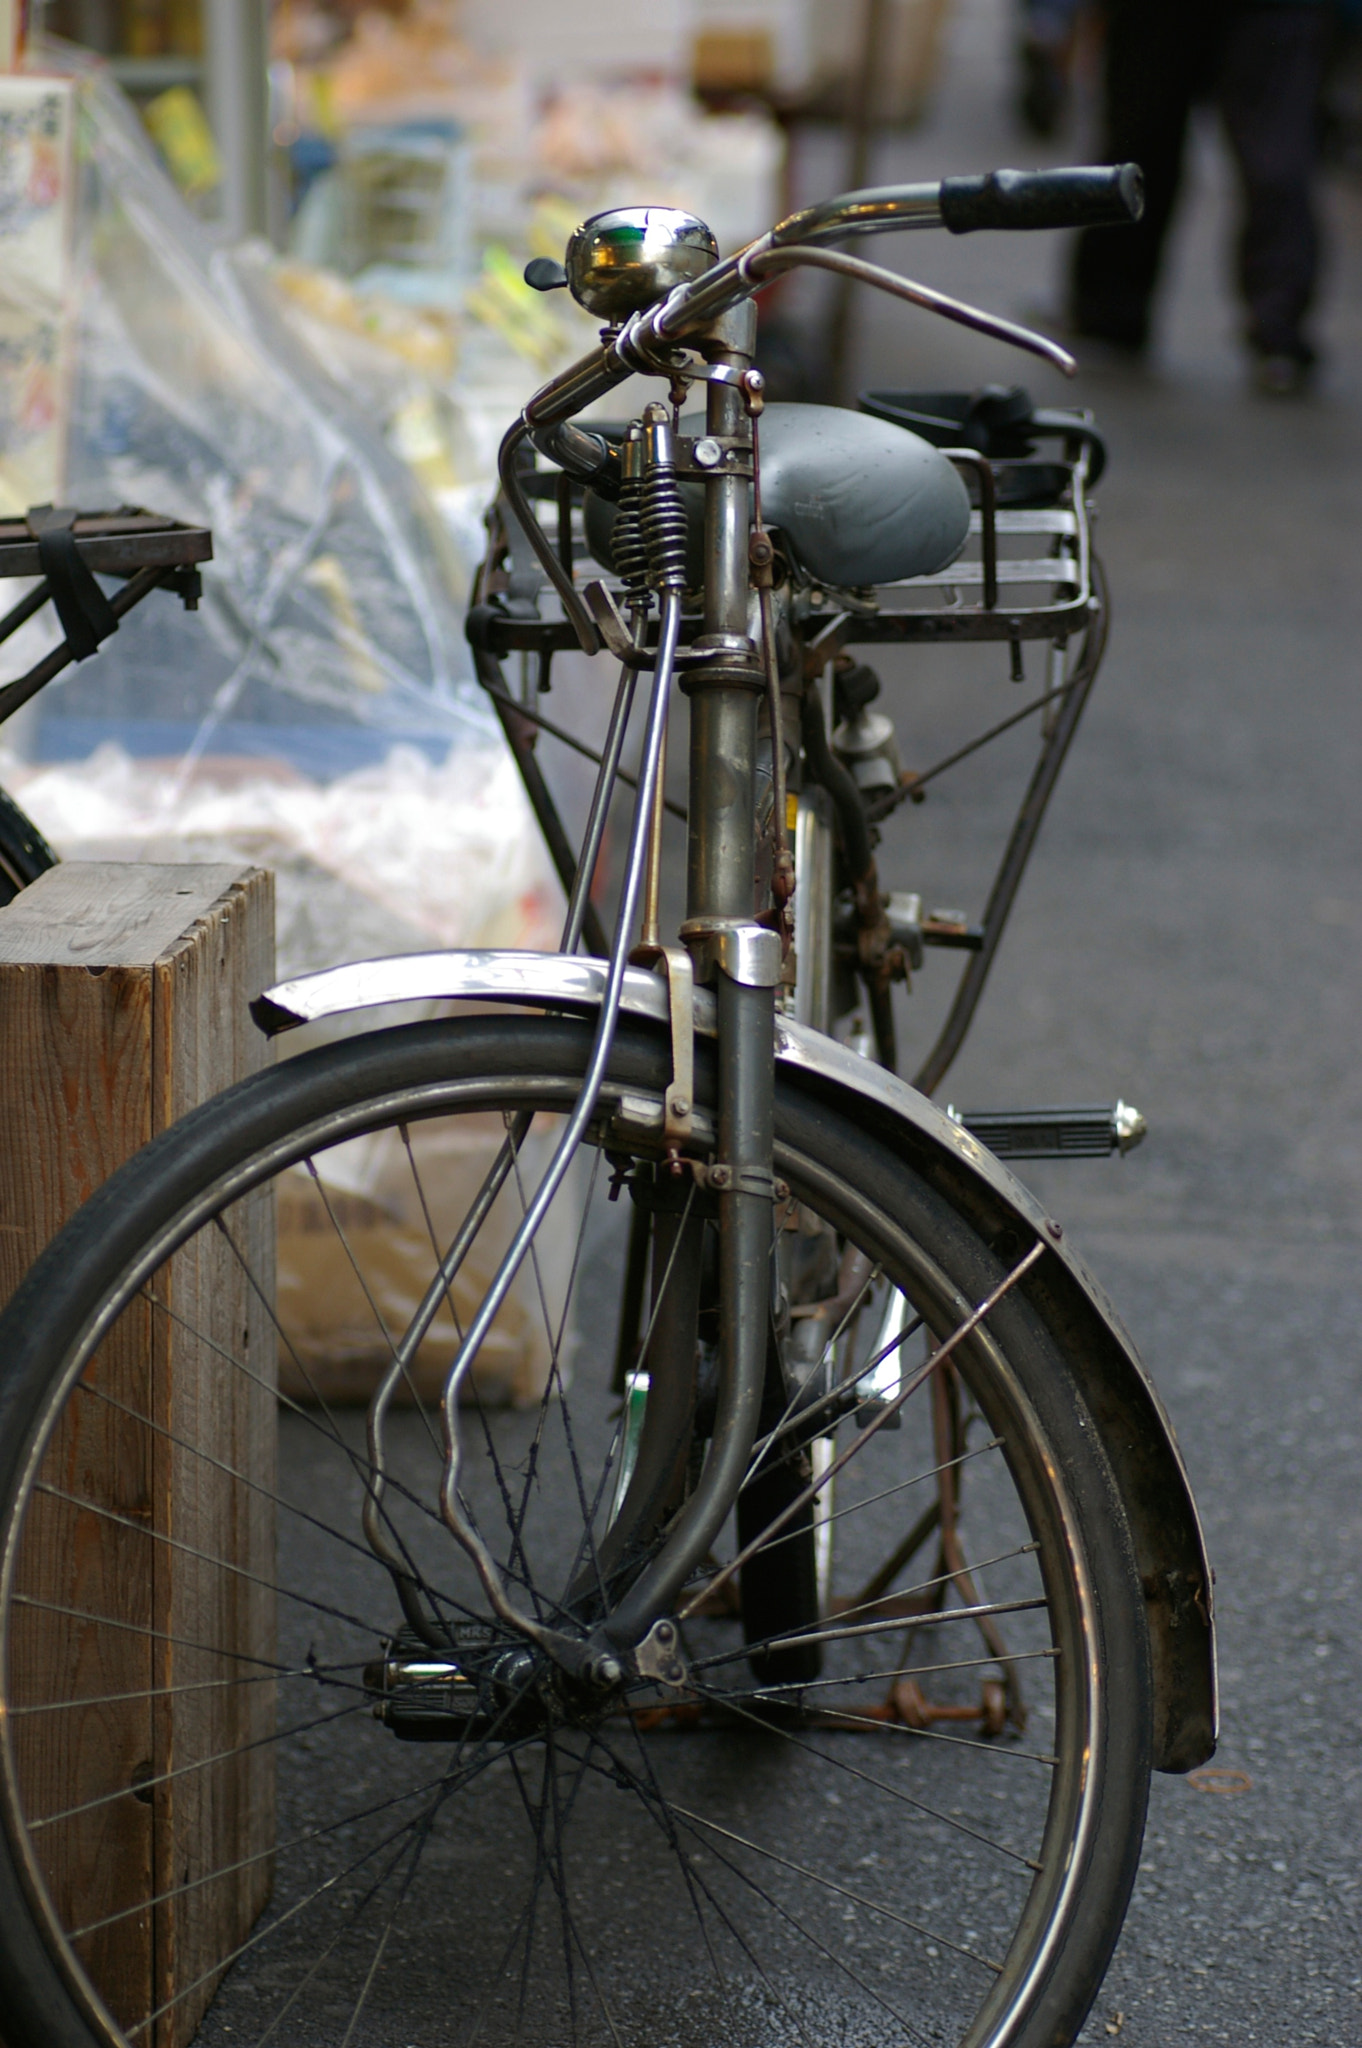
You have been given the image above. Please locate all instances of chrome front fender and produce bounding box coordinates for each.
[254,948,1216,1771]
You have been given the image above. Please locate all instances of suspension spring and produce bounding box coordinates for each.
[641,410,689,596]
[612,430,650,602]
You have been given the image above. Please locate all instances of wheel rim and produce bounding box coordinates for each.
[0,1041,1125,2048]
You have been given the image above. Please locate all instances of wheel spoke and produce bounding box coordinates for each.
[695,1592,1049,1667]
[733,1537,1039,1645]
[300,1156,445,1461]
[738,1643,1059,1704]
[683,1241,1046,1622]
[33,1702,370,1833]
[69,1374,436,1603]
[669,1801,1003,1973]
[132,1771,459,2037]
[201,1218,478,1602]
[12,1592,352,1680]
[32,1480,402,1642]
[744,1434,1005,1565]
[684,1681,1042,1867]
[599,1713,730,1999]
[637,1781,925,2046]
[66,1753,483,1944]
[582,1729,822,2048]
[8,1658,365,1715]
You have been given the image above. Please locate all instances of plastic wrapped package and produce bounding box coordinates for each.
[34,50,480,773]
[0,75,76,518]
[2,55,584,1406]
[4,46,782,1405]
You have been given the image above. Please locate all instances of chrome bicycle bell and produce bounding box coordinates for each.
[564,206,719,321]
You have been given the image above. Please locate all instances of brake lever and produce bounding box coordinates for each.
[740,245,1077,377]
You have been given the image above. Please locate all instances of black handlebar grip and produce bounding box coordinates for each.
[939,164,1144,234]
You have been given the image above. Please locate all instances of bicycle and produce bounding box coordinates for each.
[0,507,213,899]
[0,164,1214,2048]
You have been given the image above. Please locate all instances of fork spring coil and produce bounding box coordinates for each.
[611,474,649,597]
[641,462,689,594]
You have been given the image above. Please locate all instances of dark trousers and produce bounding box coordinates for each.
[1071,1,1332,358]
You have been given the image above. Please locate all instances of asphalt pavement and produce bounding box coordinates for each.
[791,3,1362,2040]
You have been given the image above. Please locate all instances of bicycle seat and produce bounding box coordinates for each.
[756,403,971,587]
[582,402,970,592]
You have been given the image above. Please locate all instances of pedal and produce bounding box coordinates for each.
[948,1102,1146,1160]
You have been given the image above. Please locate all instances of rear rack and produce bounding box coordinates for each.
[0,508,212,582]
[833,387,1100,649]
[800,490,1091,651]
[0,506,213,731]
[469,422,1097,663]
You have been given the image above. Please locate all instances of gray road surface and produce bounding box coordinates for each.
[801,3,1362,2040]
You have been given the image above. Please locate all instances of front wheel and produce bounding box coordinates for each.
[0,1013,1150,2048]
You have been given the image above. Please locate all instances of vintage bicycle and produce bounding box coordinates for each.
[0,165,1214,2048]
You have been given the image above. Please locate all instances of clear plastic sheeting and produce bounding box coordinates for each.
[2,738,564,972]
[33,55,483,775]
[0,57,592,1409]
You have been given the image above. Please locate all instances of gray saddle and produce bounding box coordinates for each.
[583,402,970,592]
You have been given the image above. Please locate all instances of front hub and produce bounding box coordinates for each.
[365,1626,631,1743]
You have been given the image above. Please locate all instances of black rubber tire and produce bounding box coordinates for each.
[0,1014,1151,2048]
[738,1456,823,1687]
[0,784,58,905]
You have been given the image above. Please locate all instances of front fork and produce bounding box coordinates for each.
[608,304,775,1650]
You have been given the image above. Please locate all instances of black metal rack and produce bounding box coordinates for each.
[0,507,214,731]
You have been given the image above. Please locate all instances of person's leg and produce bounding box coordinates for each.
[1070,0,1223,350]
[1219,4,1332,380]
[1017,0,1084,137]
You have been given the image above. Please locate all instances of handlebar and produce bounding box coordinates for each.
[521,162,1143,431]
[938,163,1144,234]
[769,163,1142,249]
[508,161,1144,647]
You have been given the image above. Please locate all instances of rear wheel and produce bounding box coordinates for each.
[0,785,57,904]
[0,1013,1150,2048]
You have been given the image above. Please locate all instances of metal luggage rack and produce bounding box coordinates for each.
[0,506,213,731]
[839,384,1103,648]
[829,451,1094,646]
[470,430,1097,673]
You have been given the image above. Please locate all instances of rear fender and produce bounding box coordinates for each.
[255,949,1217,1772]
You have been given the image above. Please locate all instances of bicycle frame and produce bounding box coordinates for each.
[253,164,1216,1758]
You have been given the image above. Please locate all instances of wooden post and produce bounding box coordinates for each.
[0,863,275,2047]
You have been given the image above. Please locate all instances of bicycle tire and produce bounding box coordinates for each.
[738,1455,823,1688]
[0,784,58,905]
[0,1013,1150,2048]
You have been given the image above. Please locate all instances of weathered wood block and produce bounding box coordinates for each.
[0,863,275,2048]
